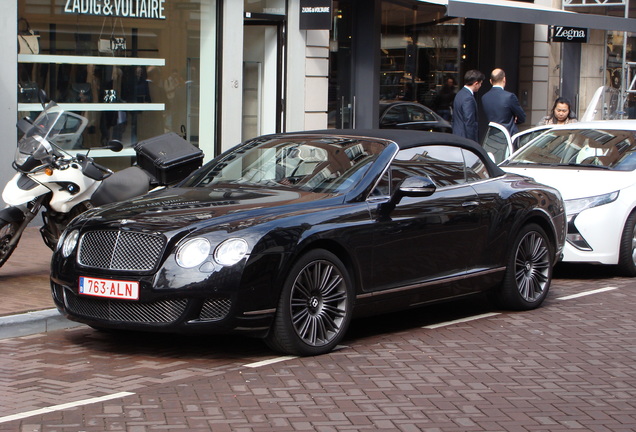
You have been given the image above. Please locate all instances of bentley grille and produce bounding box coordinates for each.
[64,290,187,324]
[78,230,165,271]
[199,298,232,321]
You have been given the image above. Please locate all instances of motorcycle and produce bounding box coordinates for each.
[0,99,197,268]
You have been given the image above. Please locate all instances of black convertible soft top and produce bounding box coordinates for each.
[297,128,505,177]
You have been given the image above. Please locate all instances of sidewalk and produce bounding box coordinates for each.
[0,226,83,338]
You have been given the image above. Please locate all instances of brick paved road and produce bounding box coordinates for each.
[1,265,635,431]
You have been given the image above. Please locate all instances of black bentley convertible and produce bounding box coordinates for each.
[51,130,566,356]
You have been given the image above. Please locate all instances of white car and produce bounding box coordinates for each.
[495,120,636,275]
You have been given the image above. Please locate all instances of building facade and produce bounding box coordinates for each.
[2,0,635,202]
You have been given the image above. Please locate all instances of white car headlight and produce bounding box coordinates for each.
[214,238,248,266]
[61,230,80,257]
[564,191,619,222]
[176,238,211,268]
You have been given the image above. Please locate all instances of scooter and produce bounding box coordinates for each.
[0,99,177,268]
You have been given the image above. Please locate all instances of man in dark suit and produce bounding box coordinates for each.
[452,70,484,142]
[482,68,526,135]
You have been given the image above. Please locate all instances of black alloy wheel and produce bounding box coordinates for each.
[266,249,353,356]
[499,223,553,310]
[618,211,636,277]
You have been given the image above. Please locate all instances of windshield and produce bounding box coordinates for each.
[503,128,636,171]
[182,135,389,193]
[18,103,88,155]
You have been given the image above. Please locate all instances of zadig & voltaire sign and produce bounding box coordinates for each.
[64,0,166,19]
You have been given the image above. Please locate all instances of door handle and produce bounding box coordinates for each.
[462,201,479,208]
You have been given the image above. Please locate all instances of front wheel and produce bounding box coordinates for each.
[617,211,636,277]
[498,223,553,310]
[0,221,22,268]
[266,249,354,356]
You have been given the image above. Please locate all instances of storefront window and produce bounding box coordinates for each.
[17,0,210,157]
[328,1,353,129]
[606,31,636,119]
[327,0,461,129]
[380,2,460,114]
[245,0,286,15]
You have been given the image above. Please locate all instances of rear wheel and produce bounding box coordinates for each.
[617,211,636,276]
[266,249,353,356]
[498,223,553,310]
[0,221,21,268]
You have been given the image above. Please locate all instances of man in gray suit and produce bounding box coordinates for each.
[452,70,485,142]
[482,68,526,135]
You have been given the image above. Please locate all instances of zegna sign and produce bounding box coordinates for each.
[551,26,588,43]
[63,0,166,19]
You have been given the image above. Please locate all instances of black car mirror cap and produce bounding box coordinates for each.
[397,175,436,198]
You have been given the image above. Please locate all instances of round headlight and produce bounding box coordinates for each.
[61,230,80,257]
[214,238,248,266]
[176,238,211,268]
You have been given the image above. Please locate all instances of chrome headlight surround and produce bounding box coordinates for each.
[176,238,211,268]
[60,229,80,258]
[214,238,249,267]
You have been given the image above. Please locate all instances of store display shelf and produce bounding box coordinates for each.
[18,103,165,112]
[75,148,137,158]
[18,54,165,67]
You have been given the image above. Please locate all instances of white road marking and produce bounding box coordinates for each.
[244,356,297,368]
[0,392,135,424]
[557,286,618,301]
[423,312,501,329]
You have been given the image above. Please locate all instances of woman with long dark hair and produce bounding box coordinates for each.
[538,97,578,125]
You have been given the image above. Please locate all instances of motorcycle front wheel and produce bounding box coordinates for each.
[0,221,21,268]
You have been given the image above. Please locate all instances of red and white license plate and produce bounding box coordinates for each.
[79,276,139,300]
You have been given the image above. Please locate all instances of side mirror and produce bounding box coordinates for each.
[17,117,34,133]
[38,89,49,106]
[105,140,124,152]
[378,175,436,220]
[397,175,436,198]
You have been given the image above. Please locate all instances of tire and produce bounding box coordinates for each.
[617,211,636,277]
[0,221,21,268]
[498,223,553,310]
[266,249,354,356]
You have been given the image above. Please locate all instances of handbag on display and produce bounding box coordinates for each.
[18,81,39,103]
[98,18,126,56]
[18,18,40,54]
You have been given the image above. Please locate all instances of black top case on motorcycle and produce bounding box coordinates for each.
[134,132,204,186]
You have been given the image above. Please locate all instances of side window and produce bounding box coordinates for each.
[372,170,391,197]
[513,128,549,151]
[406,105,435,122]
[463,149,491,182]
[371,145,475,197]
[380,106,406,126]
[393,145,465,187]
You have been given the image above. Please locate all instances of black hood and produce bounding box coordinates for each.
[78,185,340,232]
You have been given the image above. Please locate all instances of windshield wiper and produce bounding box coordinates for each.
[563,163,611,170]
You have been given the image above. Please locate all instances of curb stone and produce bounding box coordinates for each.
[0,309,85,340]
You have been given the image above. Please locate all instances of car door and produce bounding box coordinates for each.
[367,145,483,300]
[482,122,514,164]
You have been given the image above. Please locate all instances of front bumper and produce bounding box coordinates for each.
[51,280,276,336]
[562,200,626,265]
